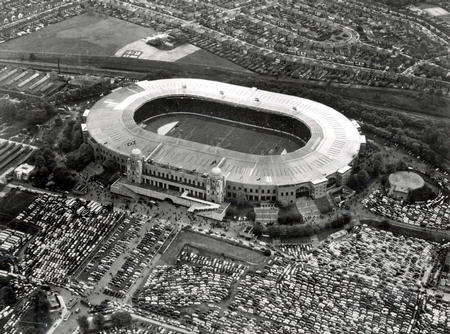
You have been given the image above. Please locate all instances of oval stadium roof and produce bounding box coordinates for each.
[86,78,362,186]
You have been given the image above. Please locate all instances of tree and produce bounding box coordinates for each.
[21,288,51,333]
[102,158,117,171]
[111,312,132,328]
[357,170,370,188]
[0,98,17,121]
[41,149,56,171]
[53,166,77,190]
[63,120,75,139]
[386,162,397,174]
[32,154,46,168]
[342,210,351,224]
[371,153,386,176]
[247,209,256,221]
[265,224,281,237]
[347,174,360,191]
[0,286,16,306]
[93,314,105,330]
[59,138,72,153]
[253,223,263,237]
[32,166,50,188]
[54,117,63,128]
[71,125,83,151]
[66,144,94,171]
[396,160,407,171]
[77,315,90,333]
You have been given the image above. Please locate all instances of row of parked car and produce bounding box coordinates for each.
[86,216,145,283]
[19,195,125,284]
[107,223,174,295]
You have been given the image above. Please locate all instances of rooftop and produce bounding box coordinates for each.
[389,171,425,193]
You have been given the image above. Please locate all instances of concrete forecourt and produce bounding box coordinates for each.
[84,78,365,206]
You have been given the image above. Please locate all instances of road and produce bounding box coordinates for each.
[46,294,67,334]
[131,314,192,334]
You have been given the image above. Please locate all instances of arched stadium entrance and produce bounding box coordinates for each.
[327,177,337,188]
[296,186,310,198]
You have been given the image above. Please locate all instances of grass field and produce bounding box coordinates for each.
[1,13,156,56]
[143,113,303,155]
[1,13,248,72]
[159,230,267,266]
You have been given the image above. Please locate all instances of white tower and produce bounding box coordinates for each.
[206,167,225,203]
[127,148,144,184]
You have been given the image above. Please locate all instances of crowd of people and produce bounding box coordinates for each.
[363,189,450,230]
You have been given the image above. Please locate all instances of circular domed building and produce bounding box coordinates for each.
[388,171,425,201]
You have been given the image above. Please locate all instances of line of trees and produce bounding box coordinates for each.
[265,211,351,238]
[78,312,132,333]
[59,120,84,153]
[0,97,56,126]
[27,148,78,190]
[27,119,94,190]
[58,120,94,171]
[0,284,16,307]
[19,289,50,334]
[243,79,449,169]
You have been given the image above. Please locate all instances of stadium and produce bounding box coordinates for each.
[83,78,365,209]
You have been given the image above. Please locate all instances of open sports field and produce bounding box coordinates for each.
[1,13,156,56]
[1,13,247,71]
[143,113,303,155]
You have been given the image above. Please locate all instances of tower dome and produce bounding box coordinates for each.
[210,166,222,177]
[130,148,143,159]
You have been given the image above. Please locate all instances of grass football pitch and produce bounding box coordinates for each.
[144,113,303,155]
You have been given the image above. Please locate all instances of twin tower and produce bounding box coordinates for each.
[126,148,225,204]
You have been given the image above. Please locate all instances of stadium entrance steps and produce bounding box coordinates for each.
[110,178,227,220]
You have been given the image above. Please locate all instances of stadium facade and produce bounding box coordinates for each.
[83,79,365,207]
